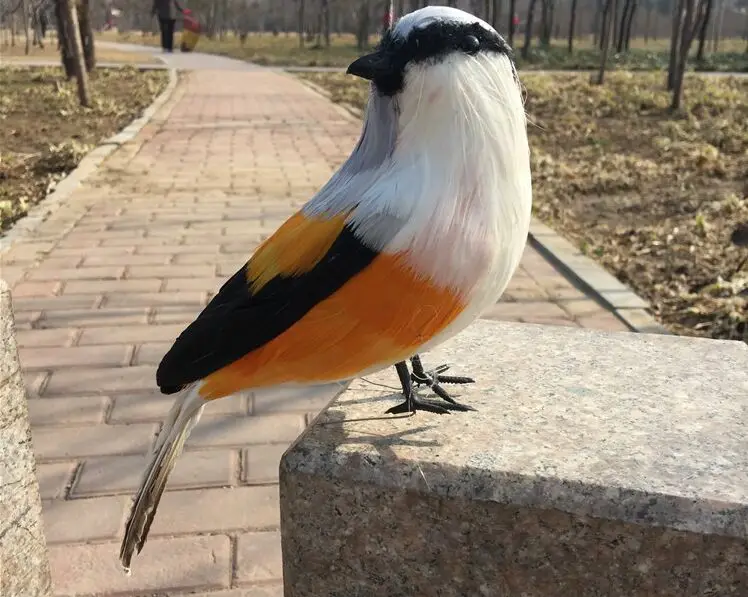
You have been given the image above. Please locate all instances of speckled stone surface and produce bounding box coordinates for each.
[280,320,748,597]
[0,281,52,597]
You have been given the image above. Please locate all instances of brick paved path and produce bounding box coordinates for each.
[2,68,628,597]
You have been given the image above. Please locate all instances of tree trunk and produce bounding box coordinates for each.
[623,0,637,51]
[60,0,90,107]
[492,0,501,30]
[322,0,331,46]
[22,0,31,54]
[593,0,602,47]
[521,0,538,58]
[78,0,95,72]
[298,0,305,47]
[484,0,491,22]
[696,0,712,60]
[567,0,578,52]
[356,0,370,50]
[539,0,553,47]
[595,0,614,84]
[667,0,683,90]
[644,4,652,43]
[508,0,516,45]
[55,0,76,78]
[616,0,630,52]
[672,0,696,111]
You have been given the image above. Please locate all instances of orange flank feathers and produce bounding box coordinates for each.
[199,252,465,399]
[246,211,350,292]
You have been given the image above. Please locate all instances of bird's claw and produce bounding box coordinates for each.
[385,396,474,415]
[388,355,476,415]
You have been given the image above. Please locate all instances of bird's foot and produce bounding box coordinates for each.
[386,355,476,415]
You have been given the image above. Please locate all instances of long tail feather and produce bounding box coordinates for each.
[119,384,205,572]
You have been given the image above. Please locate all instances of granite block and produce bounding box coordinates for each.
[1,280,52,597]
[280,320,748,597]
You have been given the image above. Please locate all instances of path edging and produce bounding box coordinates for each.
[296,75,669,336]
[0,66,179,257]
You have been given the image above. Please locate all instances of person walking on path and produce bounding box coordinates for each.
[152,0,183,53]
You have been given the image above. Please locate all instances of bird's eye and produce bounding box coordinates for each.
[462,35,480,54]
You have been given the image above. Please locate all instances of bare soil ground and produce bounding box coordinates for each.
[0,66,168,232]
[298,71,748,343]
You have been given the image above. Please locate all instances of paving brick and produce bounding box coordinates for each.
[73,450,236,496]
[242,444,287,485]
[33,256,84,269]
[28,396,109,426]
[251,386,340,415]
[41,495,126,543]
[47,535,230,595]
[82,253,171,266]
[126,264,217,278]
[164,277,226,292]
[137,243,222,255]
[11,280,61,297]
[78,323,184,345]
[44,365,157,395]
[188,414,305,448]
[53,245,135,257]
[37,307,149,328]
[152,307,201,324]
[26,266,124,281]
[109,391,244,422]
[103,291,207,307]
[576,313,630,332]
[19,345,130,369]
[186,588,283,597]
[63,278,162,294]
[32,422,156,459]
[482,301,571,322]
[15,328,77,348]
[36,462,76,499]
[149,486,280,535]
[9,295,101,311]
[134,342,171,364]
[235,530,283,583]
[0,241,54,262]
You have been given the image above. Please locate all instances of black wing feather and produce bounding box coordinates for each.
[156,225,378,393]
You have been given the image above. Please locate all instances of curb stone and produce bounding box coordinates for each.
[296,76,670,336]
[0,65,179,257]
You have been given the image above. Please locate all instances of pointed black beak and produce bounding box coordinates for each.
[346,51,391,81]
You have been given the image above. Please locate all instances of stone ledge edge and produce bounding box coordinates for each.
[0,64,179,257]
[296,76,669,336]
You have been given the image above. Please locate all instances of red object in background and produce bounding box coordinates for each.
[382,0,394,31]
[183,9,201,34]
[512,14,520,27]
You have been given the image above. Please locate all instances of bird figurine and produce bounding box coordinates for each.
[120,5,532,571]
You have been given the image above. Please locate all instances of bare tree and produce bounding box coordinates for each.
[298,0,305,47]
[491,0,501,30]
[539,0,554,47]
[79,0,95,71]
[567,0,578,51]
[60,0,90,106]
[617,0,638,51]
[667,0,682,89]
[521,0,538,58]
[356,0,370,49]
[670,0,709,110]
[594,0,615,84]
[695,0,713,60]
[21,0,31,54]
[55,0,75,78]
[508,0,517,45]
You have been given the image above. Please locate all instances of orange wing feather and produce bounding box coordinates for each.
[199,252,465,399]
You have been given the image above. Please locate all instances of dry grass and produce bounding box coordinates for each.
[297,71,748,343]
[0,66,168,232]
[99,28,748,72]
[1,39,159,64]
